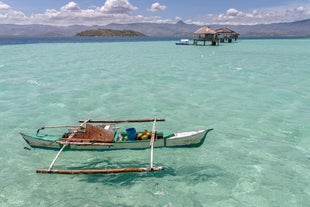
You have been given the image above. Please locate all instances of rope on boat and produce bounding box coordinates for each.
[36,125,81,135]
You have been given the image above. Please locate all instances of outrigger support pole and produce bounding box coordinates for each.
[150,118,157,169]
[36,166,164,174]
[46,119,90,171]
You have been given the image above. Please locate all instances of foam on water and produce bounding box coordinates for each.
[0,38,309,206]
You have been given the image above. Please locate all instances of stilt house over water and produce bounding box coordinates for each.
[215,28,239,42]
[193,26,239,46]
[193,26,219,46]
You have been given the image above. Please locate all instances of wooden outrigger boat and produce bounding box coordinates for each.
[20,118,213,151]
[20,118,213,174]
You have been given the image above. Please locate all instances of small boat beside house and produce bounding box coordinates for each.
[175,39,191,45]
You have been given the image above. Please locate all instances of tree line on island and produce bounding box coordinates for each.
[76,29,145,37]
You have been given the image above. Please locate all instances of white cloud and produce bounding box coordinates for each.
[175,16,181,21]
[295,6,305,13]
[0,1,310,26]
[211,5,310,25]
[226,8,243,17]
[27,0,171,26]
[0,1,10,10]
[148,2,167,12]
[61,2,80,12]
[0,1,28,24]
[100,0,137,14]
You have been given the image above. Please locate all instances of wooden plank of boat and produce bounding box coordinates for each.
[56,141,114,146]
[79,118,165,123]
[36,166,164,174]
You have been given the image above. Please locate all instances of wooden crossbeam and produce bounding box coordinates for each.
[36,166,164,174]
[79,118,165,123]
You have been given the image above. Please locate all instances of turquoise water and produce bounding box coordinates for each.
[0,38,309,206]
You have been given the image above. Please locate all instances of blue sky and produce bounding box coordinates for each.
[1,0,310,25]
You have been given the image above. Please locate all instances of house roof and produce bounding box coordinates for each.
[194,26,217,35]
[215,28,239,35]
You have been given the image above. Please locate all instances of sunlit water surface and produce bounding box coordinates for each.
[0,38,309,206]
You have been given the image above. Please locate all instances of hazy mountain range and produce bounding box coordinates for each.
[0,19,309,37]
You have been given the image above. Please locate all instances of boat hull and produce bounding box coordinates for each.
[20,129,213,150]
[175,43,191,45]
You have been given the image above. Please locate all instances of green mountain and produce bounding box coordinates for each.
[0,19,309,37]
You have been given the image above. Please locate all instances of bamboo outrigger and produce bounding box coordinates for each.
[20,118,213,174]
[36,166,164,174]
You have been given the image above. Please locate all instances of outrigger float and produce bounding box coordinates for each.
[20,118,213,174]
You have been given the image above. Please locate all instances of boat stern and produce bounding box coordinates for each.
[165,128,213,147]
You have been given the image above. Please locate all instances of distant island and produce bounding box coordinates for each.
[76,29,145,37]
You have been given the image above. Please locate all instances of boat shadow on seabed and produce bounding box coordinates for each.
[70,158,224,186]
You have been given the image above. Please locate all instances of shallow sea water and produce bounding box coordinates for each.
[0,38,309,206]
